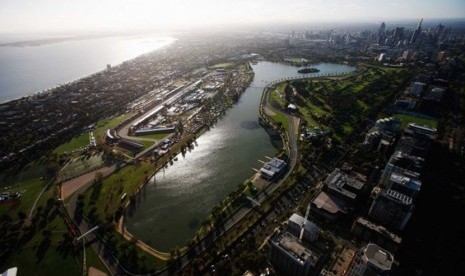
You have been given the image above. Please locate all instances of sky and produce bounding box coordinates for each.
[1,0,465,34]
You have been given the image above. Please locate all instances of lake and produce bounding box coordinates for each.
[125,61,356,251]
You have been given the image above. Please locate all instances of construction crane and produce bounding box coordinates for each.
[299,204,311,241]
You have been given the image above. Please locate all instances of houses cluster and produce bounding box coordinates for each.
[0,35,288,169]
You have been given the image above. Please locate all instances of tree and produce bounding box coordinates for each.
[18,211,27,221]
[284,84,293,103]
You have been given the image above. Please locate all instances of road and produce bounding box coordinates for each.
[61,165,116,199]
[27,158,75,220]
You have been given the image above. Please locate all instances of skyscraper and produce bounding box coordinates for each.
[410,18,423,44]
[378,22,386,44]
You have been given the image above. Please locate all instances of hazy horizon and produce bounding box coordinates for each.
[1,0,465,37]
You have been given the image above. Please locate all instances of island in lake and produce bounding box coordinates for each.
[298,67,320,73]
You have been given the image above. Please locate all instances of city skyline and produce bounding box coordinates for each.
[1,0,465,34]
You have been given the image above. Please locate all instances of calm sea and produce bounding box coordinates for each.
[0,35,175,103]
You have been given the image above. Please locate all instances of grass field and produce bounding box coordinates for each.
[279,65,408,141]
[54,112,134,154]
[139,140,155,149]
[112,233,167,272]
[0,172,84,275]
[209,62,234,69]
[113,146,136,158]
[298,107,319,127]
[0,164,109,275]
[136,132,170,141]
[83,161,154,216]
[94,113,134,141]
[0,209,81,276]
[85,244,111,274]
[393,113,439,129]
[272,112,290,132]
[0,161,45,188]
[61,153,105,180]
[270,89,286,109]
[53,132,90,154]
[0,161,48,215]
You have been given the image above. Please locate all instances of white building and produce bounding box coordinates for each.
[287,213,321,243]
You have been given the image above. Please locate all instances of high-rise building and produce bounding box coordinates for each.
[324,168,364,201]
[351,217,402,253]
[410,18,423,43]
[378,22,386,36]
[287,213,321,243]
[394,27,404,41]
[346,243,395,276]
[369,189,414,231]
[269,232,321,276]
[374,117,402,133]
[404,123,437,140]
[401,50,410,61]
[377,22,386,44]
[434,23,445,40]
[380,150,424,185]
[411,82,426,97]
[386,172,422,199]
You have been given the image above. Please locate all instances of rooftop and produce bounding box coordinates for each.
[325,169,364,190]
[389,172,422,191]
[355,217,402,244]
[312,191,348,215]
[288,213,321,236]
[405,123,437,139]
[272,232,319,265]
[408,123,437,133]
[327,183,357,200]
[362,243,394,271]
[384,189,413,205]
[390,150,424,171]
[324,169,364,200]
[328,245,357,276]
[261,158,287,178]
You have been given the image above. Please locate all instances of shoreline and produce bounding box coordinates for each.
[116,63,355,255]
[0,36,176,104]
[117,67,255,255]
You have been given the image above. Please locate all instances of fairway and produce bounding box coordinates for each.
[53,132,90,154]
[270,65,409,141]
